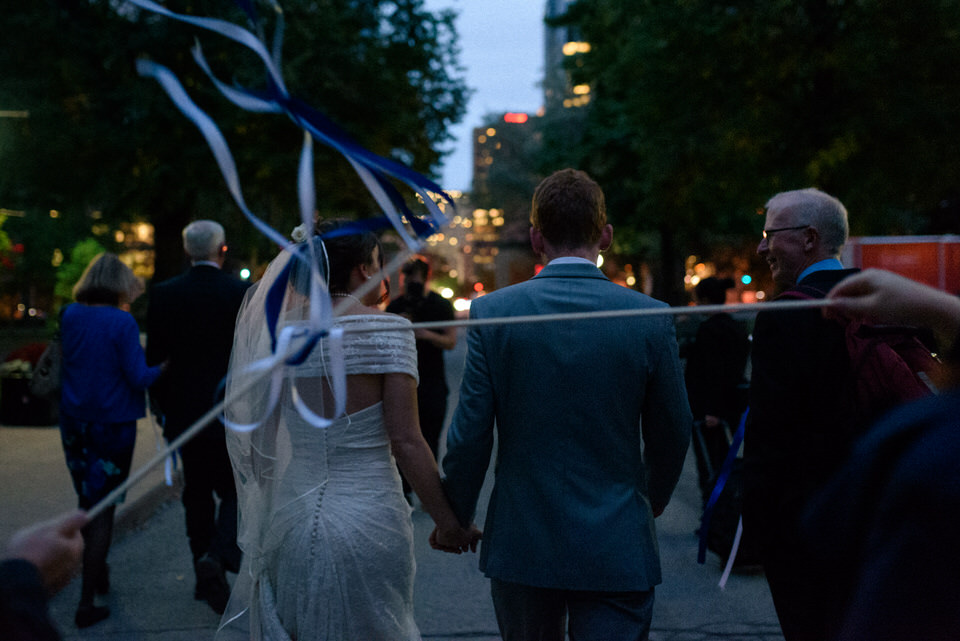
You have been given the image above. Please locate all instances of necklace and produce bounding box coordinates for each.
[331,292,364,306]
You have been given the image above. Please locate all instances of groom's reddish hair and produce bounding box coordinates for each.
[530,168,606,250]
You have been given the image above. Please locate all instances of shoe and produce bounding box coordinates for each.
[194,554,230,615]
[75,604,110,628]
[96,563,110,595]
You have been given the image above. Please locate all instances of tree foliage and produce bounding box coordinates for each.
[0,0,468,295]
[54,238,107,303]
[549,0,960,302]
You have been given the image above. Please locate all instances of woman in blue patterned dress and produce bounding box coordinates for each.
[58,253,165,628]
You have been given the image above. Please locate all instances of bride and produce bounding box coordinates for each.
[216,221,480,640]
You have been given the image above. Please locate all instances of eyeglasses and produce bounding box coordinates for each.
[762,225,809,240]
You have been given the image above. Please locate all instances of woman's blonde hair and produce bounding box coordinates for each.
[72,253,144,305]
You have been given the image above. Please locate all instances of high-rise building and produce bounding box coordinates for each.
[544,0,591,111]
[467,113,541,290]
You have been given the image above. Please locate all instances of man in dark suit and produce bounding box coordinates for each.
[438,169,691,641]
[745,188,860,640]
[146,220,250,615]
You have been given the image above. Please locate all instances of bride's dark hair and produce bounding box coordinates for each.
[315,219,386,296]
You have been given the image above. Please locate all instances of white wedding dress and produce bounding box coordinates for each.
[216,296,422,640]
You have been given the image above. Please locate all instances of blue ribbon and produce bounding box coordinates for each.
[262,240,332,365]
[697,407,749,565]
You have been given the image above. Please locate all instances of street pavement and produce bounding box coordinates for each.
[2,332,784,641]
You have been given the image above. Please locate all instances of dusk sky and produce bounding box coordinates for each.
[422,0,546,192]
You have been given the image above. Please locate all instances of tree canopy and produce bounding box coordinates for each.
[0,0,468,305]
[549,0,960,302]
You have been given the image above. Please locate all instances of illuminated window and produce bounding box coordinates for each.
[573,84,591,95]
[562,41,592,56]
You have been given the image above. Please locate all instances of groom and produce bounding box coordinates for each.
[437,169,691,640]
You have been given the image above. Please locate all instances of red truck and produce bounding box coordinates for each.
[842,235,960,294]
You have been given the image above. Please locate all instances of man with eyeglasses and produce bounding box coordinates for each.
[744,188,859,640]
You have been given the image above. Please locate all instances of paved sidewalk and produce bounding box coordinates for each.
[39,451,784,641]
[0,417,174,545]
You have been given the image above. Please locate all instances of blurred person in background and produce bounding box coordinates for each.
[59,253,165,628]
[146,220,250,615]
[386,256,456,499]
[684,276,750,502]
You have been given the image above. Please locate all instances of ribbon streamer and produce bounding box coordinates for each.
[128,0,452,249]
[130,0,460,437]
[718,516,744,590]
[698,408,748,566]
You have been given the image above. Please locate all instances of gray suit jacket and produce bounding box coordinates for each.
[442,261,691,591]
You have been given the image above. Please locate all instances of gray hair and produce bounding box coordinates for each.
[766,187,849,255]
[73,252,144,304]
[182,220,226,261]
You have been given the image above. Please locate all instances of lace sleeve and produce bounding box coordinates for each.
[296,314,419,384]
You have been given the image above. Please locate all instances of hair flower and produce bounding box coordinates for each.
[291,223,310,243]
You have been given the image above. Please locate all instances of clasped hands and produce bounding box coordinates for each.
[430,522,482,555]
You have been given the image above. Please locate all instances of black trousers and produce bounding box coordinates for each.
[175,425,240,573]
[417,378,449,458]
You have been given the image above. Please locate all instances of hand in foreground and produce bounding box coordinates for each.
[430,523,482,554]
[825,269,960,348]
[825,268,953,323]
[4,510,87,594]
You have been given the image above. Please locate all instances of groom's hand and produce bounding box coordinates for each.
[430,524,482,554]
